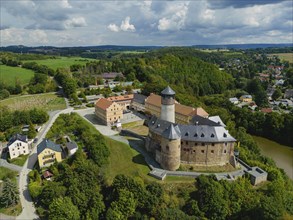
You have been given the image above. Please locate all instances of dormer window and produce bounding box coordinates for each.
[157,124,160,128]
[185,132,189,136]
[194,133,198,137]
[223,133,227,138]
[152,121,155,124]
[201,133,205,137]
[211,134,215,138]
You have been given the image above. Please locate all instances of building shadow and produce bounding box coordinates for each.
[83,114,104,125]
[27,153,37,170]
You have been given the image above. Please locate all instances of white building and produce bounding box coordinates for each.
[7,134,29,159]
[65,141,78,156]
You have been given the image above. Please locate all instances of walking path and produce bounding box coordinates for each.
[0,159,22,172]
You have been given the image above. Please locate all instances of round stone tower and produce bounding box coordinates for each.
[160,124,181,171]
[160,86,175,123]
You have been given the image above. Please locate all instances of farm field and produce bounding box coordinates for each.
[23,56,95,70]
[0,93,66,111]
[269,53,293,63]
[0,65,34,86]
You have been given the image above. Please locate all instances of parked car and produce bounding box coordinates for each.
[33,138,38,143]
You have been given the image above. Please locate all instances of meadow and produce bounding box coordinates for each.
[23,57,95,70]
[269,53,293,63]
[0,93,66,111]
[0,65,34,86]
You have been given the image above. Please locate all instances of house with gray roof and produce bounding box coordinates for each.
[7,134,29,159]
[37,139,62,168]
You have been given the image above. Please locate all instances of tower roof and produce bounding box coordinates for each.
[162,124,181,140]
[161,86,175,95]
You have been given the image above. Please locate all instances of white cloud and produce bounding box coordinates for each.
[108,24,120,32]
[64,17,87,29]
[29,30,48,44]
[120,16,135,32]
[108,16,136,32]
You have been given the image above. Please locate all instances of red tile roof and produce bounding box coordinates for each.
[95,98,113,110]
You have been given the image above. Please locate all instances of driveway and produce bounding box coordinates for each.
[74,108,118,136]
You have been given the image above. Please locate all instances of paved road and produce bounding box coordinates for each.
[0,159,22,172]
[15,107,73,220]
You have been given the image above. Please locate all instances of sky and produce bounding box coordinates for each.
[0,0,292,46]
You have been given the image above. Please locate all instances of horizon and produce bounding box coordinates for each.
[1,0,292,47]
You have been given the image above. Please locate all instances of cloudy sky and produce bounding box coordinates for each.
[0,0,292,46]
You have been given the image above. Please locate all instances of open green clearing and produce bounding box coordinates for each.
[269,53,293,63]
[24,57,95,70]
[8,154,29,167]
[0,65,34,86]
[0,93,66,111]
[0,167,18,180]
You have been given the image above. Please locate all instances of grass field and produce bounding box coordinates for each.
[103,137,153,185]
[8,154,29,167]
[0,93,66,111]
[24,57,95,70]
[0,65,35,86]
[269,53,293,63]
[0,167,18,180]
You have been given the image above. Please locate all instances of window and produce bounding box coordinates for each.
[212,143,215,146]
[194,133,198,137]
[211,150,214,153]
[201,150,205,153]
[211,134,215,138]
[194,143,198,146]
[223,133,227,138]
[201,143,205,146]
[186,141,188,145]
[225,142,228,146]
[201,133,205,137]
[224,150,227,154]
[166,146,169,151]
[20,142,22,146]
[185,132,189,136]
[193,150,196,153]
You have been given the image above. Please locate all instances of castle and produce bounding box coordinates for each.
[145,86,237,171]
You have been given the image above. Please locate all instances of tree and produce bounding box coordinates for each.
[27,123,37,139]
[272,88,282,100]
[48,197,80,220]
[196,175,229,220]
[106,189,137,220]
[0,178,19,208]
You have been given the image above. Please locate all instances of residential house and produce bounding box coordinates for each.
[66,141,78,156]
[284,89,293,99]
[107,94,134,110]
[240,95,253,103]
[37,139,62,168]
[145,93,209,124]
[95,98,123,125]
[229,97,239,104]
[260,108,273,114]
[7,134,29,159]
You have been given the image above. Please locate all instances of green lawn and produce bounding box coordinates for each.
[0,93,66,111]
[24,57,95,70]
[0,167,18,180]
[0,65,35,86]
[102,137,153,185]
[8,154,29,167]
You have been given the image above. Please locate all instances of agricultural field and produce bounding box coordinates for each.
[269,53,293,63]
[23,57,95,70]
[0,93,66,111]
[0,65,34,86]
